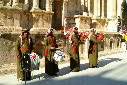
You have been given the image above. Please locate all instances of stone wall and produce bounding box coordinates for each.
[0,34,18,65]
[30,10,53,34]
[75,15,91,31]
[0,4,53,75]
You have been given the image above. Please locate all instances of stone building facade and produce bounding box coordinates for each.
[0,0,55,68]
[0,0,123,33]
[0,0,54,34]
[62,0,123,32]
[62,0,123,58]
[0,0,124,74]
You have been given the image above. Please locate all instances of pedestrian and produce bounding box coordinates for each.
[16,29,33,81]
[88,28,98,68]
[44,28,59,76]
[70,27,80,72]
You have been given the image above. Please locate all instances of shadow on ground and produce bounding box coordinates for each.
[30,57,122,80]
[24,62,127,85]
[98,58,122,67]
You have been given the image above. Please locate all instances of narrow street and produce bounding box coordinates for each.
[0,51,127,85]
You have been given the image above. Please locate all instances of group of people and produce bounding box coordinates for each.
[16,27,98,81]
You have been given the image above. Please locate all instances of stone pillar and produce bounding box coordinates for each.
[107,0,112,18]
[46,0,52,11]
[112,0,117,18]
[81,0,85,11]
[14,13,20,27]
[12,0,19,7]
[107,0,117,18]
[94,0,101,18]
[94,0,98,17]
[62,1,68,27]
[97,0,101,17]
[101,0,105,18]
[117,0,123,17]
[24,0,29,10]
[25,0,29,4]
[31,0,40,11]
[88,0,91,16]
[30,11,53,34]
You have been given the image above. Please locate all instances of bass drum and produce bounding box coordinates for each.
[53,50,65,62]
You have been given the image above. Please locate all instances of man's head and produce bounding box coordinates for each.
[91,28,96,34]
[22,29,30,38]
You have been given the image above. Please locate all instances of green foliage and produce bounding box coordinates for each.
[121,0,127,26]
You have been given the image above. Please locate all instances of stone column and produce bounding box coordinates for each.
[117,0,123,17]
[31,0,40,11]
[81,0,85,11]
[94,0,98,17]
[94,0,101,17]
[107,0,117,18]
[112,0,117,18]
[46,0,52,11]
[12,0,19,7]
[24,0,29,10]
[25,0,29,4]
[101,0,105,18]
[97,0,101,17]
[62,1,68,26]
[87,0,91,16]
[107,0,112,18]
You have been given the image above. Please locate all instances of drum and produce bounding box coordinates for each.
[53,50,65,62]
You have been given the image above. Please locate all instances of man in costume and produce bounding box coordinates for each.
[44,28,59,76]
[88,28,98,68]
[16,29,33,81]
[70,27,80,72]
